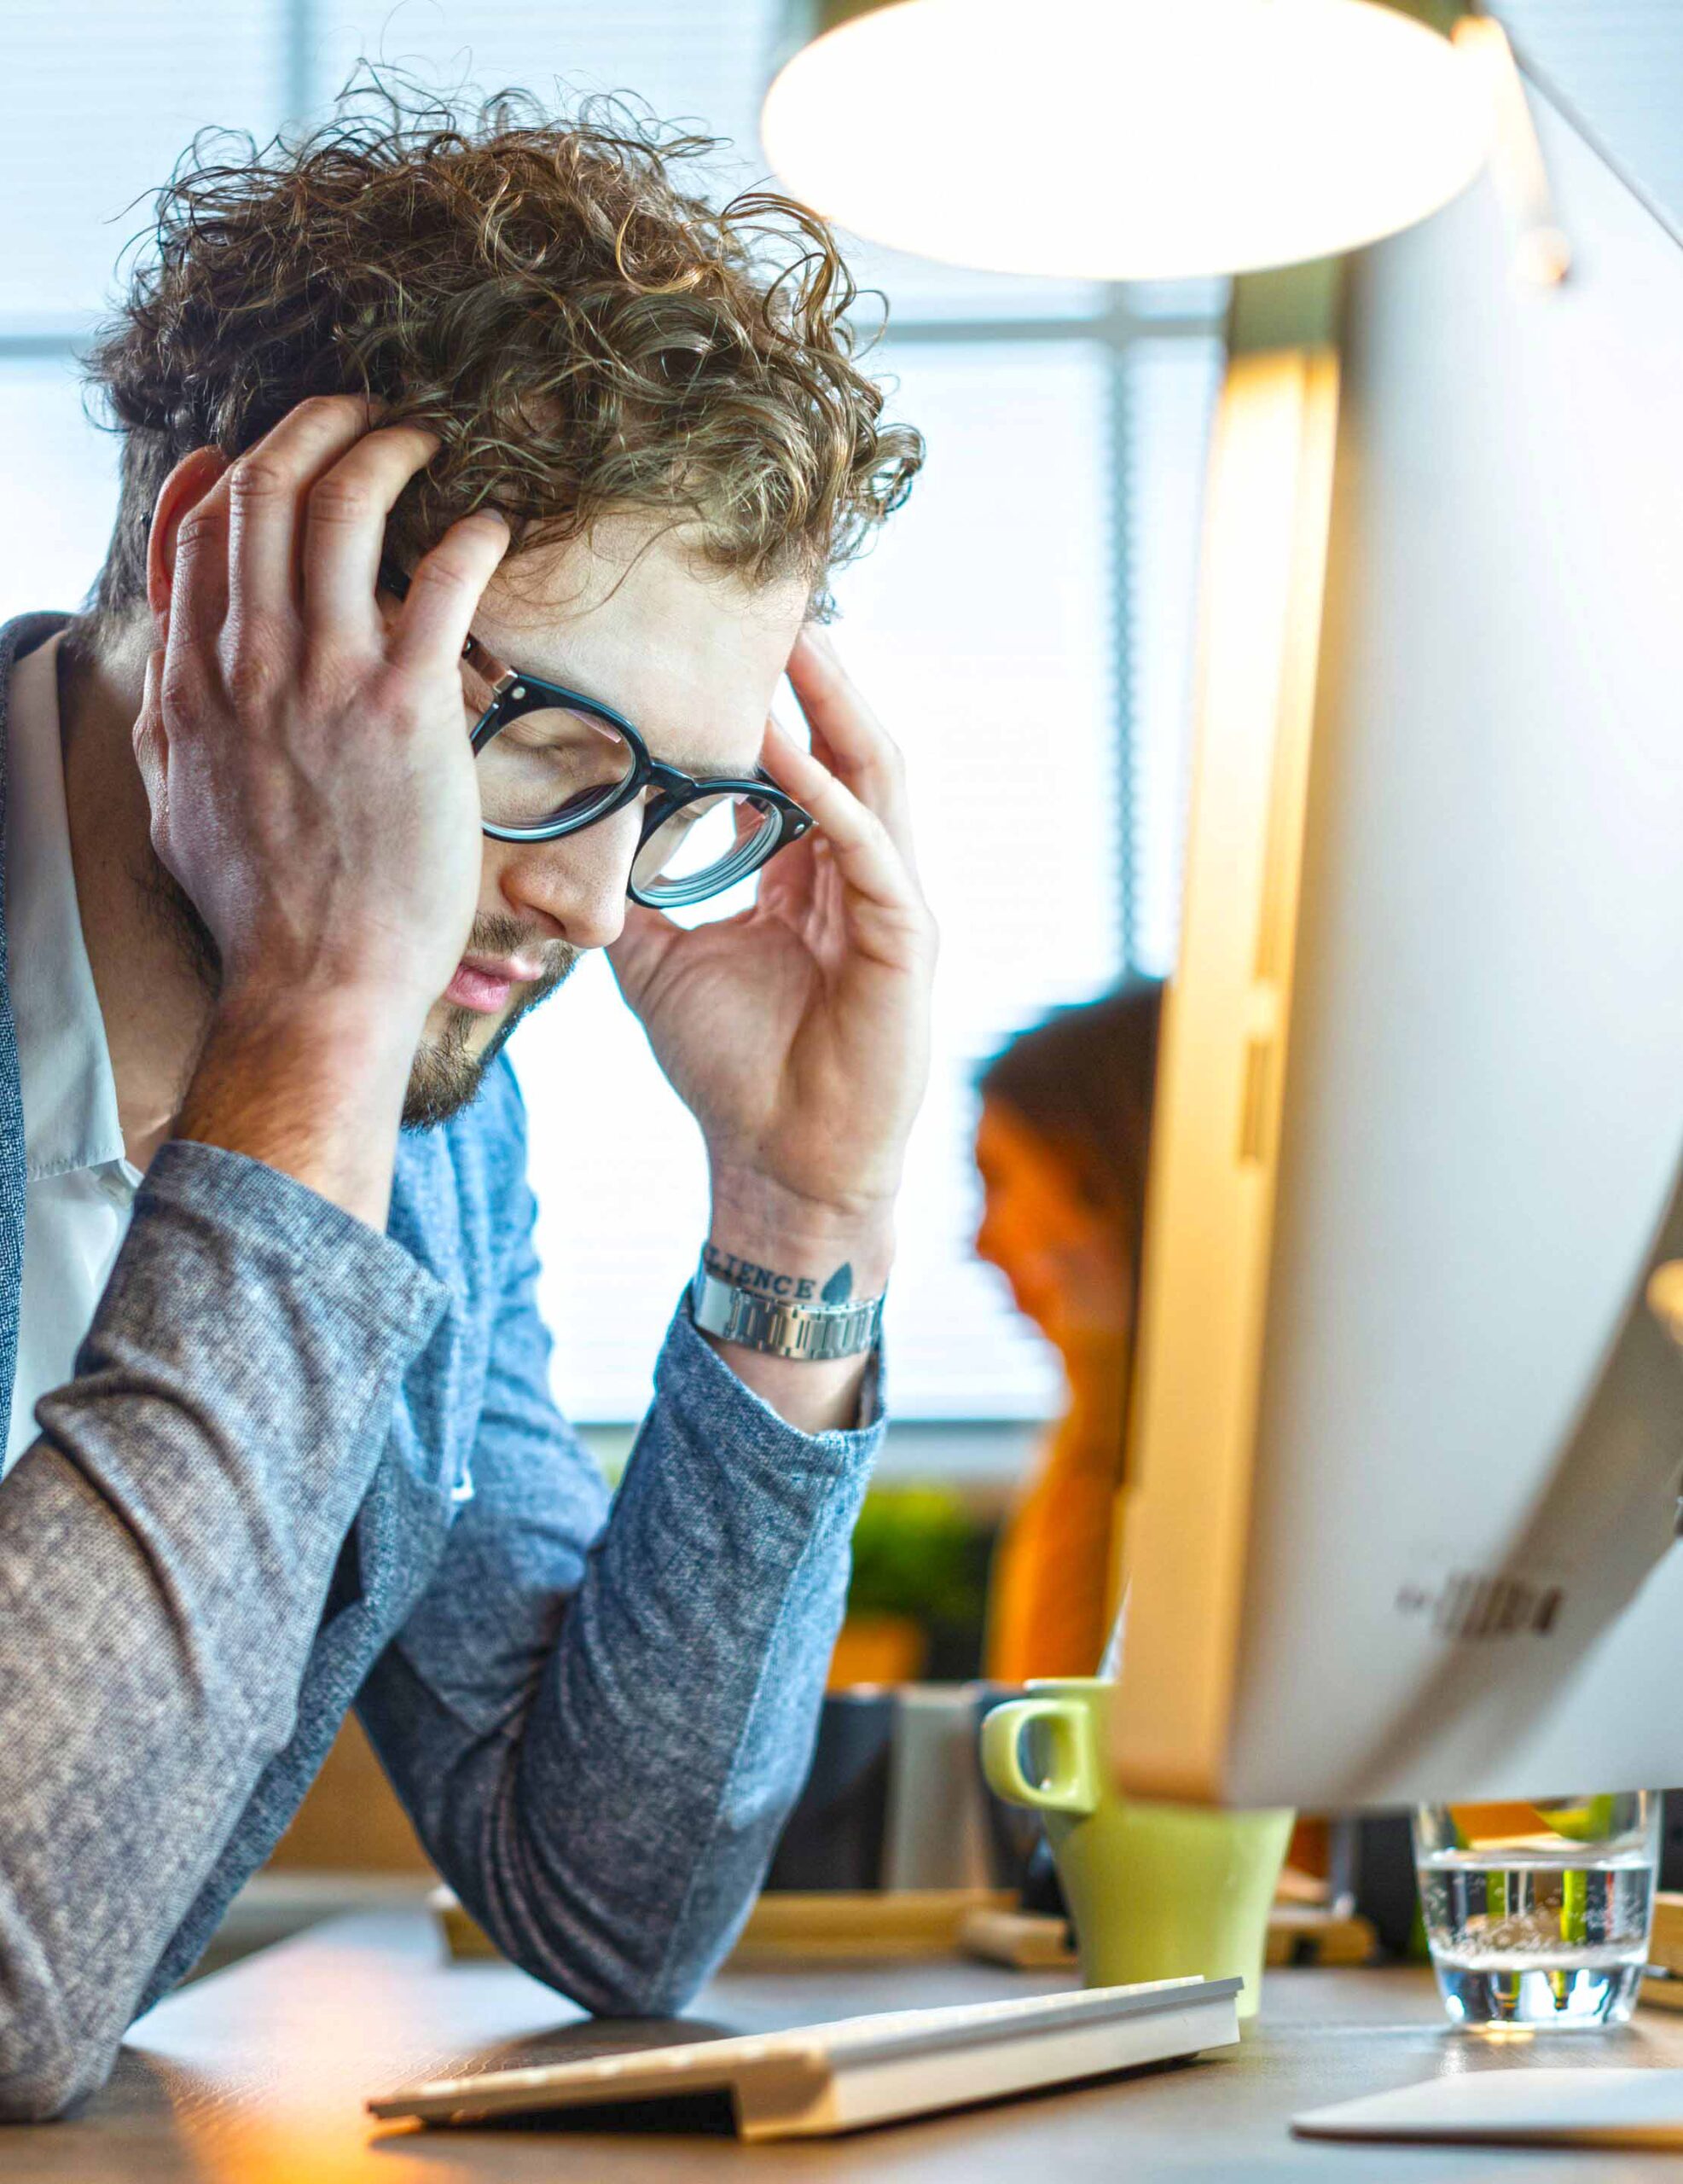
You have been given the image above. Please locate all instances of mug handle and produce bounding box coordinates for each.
[980,1699,1100,1817]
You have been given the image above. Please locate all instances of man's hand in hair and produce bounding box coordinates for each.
[134,393,511,1225]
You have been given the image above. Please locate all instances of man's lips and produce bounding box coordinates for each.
[444,953,546,1016]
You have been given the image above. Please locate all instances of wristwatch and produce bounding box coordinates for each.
[690,1258,885,1362]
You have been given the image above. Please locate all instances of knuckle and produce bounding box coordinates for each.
[409,550,473,596]
[227,453,289,504]
[307,473,373,526]
[158,659,198,717]
[225,643,286,709]
[287,392,365,433]
[174,509,224,555]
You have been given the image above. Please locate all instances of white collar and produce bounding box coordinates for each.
[4,631,130,1183]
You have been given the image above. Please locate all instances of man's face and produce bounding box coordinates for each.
[400,516,809,1128]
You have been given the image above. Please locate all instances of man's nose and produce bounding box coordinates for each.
[496,808,641,953]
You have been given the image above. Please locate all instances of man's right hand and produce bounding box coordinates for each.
[136,394,512,1223]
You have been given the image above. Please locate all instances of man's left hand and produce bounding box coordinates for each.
[607,627,936,1301]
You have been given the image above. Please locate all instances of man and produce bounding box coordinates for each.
[0,89,932,2118]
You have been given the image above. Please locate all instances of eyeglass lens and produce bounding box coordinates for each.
[473,700,784,905]
[630,791,785,906]
[474,703,639,833]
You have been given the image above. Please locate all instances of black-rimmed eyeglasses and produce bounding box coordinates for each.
[377,557,814,909]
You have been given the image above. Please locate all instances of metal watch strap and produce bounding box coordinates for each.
[690,1262,885,1362]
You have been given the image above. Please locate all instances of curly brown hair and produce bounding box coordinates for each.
[79,71,923,628]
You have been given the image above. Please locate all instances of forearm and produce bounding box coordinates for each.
[0,1144,444,2117]
[176,986,424,1230]
[359,1303,882,2016]
[700,1166,894,1433]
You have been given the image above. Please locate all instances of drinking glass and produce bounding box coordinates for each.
[1413,1792,1659,2028]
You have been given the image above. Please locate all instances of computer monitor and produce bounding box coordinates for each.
[1111,63,1683,1810]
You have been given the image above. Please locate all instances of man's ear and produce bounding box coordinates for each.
[146,445,230,636]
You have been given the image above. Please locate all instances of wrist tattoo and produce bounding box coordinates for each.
[704,1246,856,1307]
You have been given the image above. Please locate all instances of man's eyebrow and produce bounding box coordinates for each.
[508,654,762,783]
[441,585,761,781]
[663,738,769,782]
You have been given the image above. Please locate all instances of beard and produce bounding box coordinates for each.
[403,914,579,1129]
[138,862,578,1131]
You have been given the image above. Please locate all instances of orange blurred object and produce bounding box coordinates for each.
[827,1612,928,1689]
[974,1097,1134,1683]
[972,985,1164,1685]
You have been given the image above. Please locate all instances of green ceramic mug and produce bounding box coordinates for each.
[981,1677,1293,2019]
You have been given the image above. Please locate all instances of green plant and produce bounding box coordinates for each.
[845,1486,990,1632]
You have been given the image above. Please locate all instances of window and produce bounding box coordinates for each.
[0,1,1226,1436]
[522,335,1134,1420]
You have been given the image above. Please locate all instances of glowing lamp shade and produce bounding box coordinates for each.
[763,0,1493,279]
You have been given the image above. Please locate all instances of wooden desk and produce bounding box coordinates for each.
[14,1909,1683,2180]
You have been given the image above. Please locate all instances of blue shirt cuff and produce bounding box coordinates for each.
[652,1283,886,1482]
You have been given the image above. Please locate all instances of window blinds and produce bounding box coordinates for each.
[0,0,1222,1421]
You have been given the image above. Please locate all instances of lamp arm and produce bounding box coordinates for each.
[1454,12,1572,288]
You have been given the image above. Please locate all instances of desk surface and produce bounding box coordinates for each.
[14,1910,1683,2181]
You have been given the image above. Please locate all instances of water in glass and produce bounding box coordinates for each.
[1413,1792,1658,2029]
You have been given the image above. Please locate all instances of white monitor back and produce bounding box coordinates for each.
[1113,77,1683,1809]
